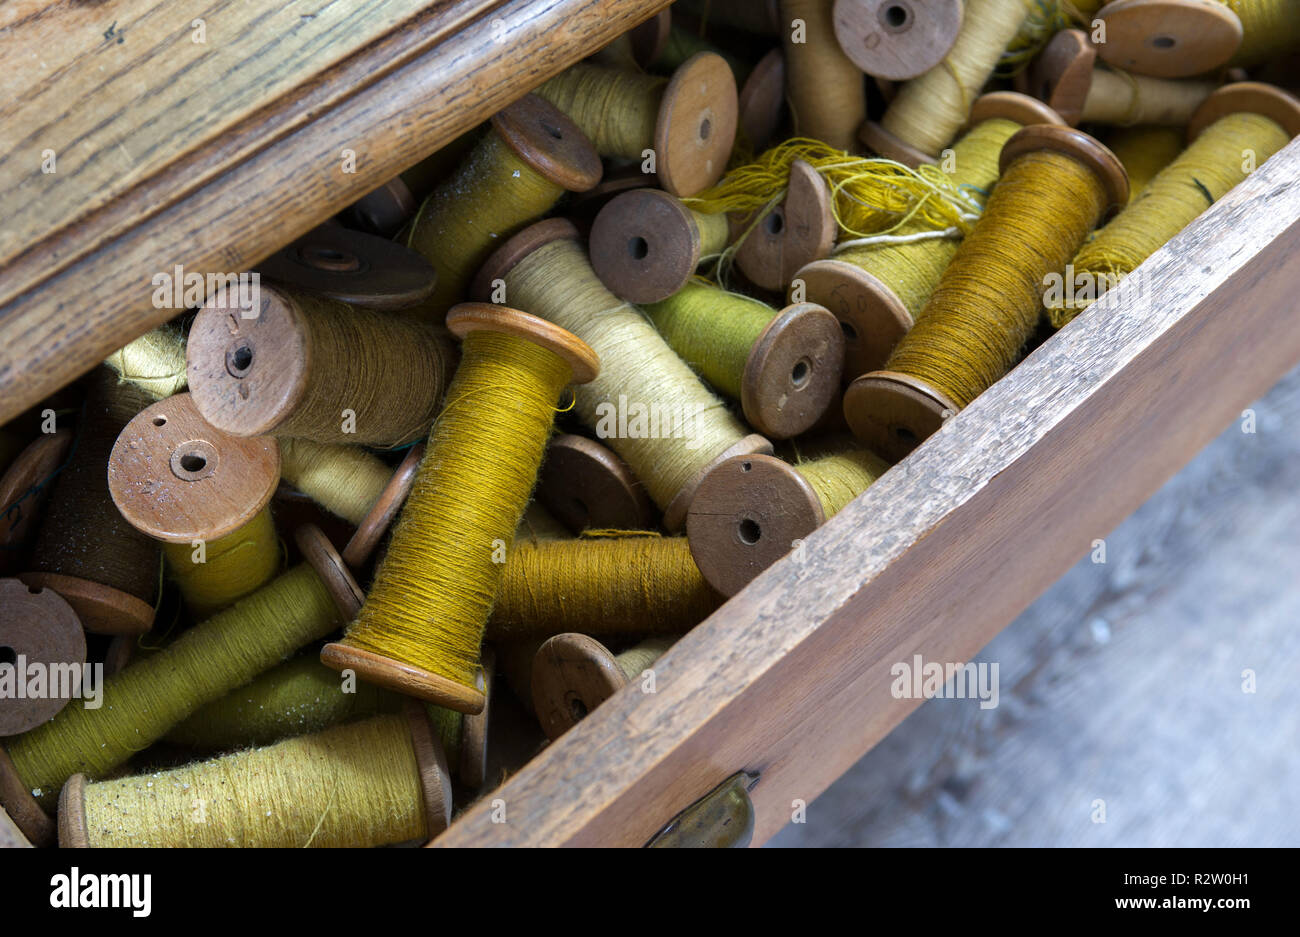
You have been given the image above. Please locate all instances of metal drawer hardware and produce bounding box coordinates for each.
[645,772,759,848]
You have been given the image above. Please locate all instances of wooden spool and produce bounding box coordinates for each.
[686,454,825,597]
[0,579,86,736]
[256,224,435,311]
[341,176,418,239]
[58,698,453,848]
[1187,82,1300,143]
[630,9,673,67]
[458,645,494,792]
[341,442,426,571]
[107,392,280,549]
[738,48,787,151]
[832,0,964,81]
[537,434,654,533]
[802,92,1063,382]
[734,160,837,292]
[0,431,73,576]
[532,633,629,740]
[655,52,740,198]
[843,126,1129,460]
[1094,0,1243,79]
[321,304,600,715]
[858,117,937,169]
[567,165,658,229]
[493,93,605,196]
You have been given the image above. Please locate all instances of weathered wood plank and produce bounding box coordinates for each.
[432,138,1300,847]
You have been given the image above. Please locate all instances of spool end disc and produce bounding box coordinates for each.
[742,303,845,439]
[470,218,582,303]
[16,572,153,637]
[792,259,913,381]
[0,430,73,576]
[656,52,739,197]
[1000,124,1130,222]
[858,119,937,166]
[459,646,493,791]
[630,9,673,67]
[971,90,1070,131]
[342,442,426,571]
[297,524,364,620]
[589,189,705,304]
[492,94,604,193]
[0,579,86,733]
[343,177,417,239]
[1094,0,1241,79]
[403,702,454,837]
[832,0,964,81]
[108,392,280,543]
[739,48,786,151]
[446,303,600,386]
[257,225,435,311]
[531,633,625,741]
[0,743,54,847]
[320,643,487,715]
[537,434,654,533]
[57,773,89,848]
[686,454,825,597]
[1188,82,1300,142]
[663,434,773,533]
[735,159,837,292]
[843,369,957,461]
[1024,30,1096,126]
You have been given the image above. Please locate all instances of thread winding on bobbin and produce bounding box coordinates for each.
[103,324,189,400]
[782,0,870,152]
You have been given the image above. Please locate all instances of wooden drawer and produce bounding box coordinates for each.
[3,1,1299,848]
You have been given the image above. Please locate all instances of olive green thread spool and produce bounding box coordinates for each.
[0,525,360,831]
[1029,28,1219,127]
[803,92,1063,380]
[473,218,772,531]
[781,0,869,152]
[1055,82,1300,327]
[405,94,603,321]
[862,0,1038,166]
[108,392,282,619]
[486,533,722,642]
[187,284,452,448]
[322,304,600,714]
[644,281,845,439]
[21,368,160,636]
[844,125,1129,460]
[58,705,453,848]
[537,52,739,197]
[536,434,656,533]
[0,579,86,738]
[831,0,965,81]
[532,634,677,740]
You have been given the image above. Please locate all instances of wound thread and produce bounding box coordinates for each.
[103,325,188,400]
[780,0,867,151]
[615,636,676,681]
[1083,69,1217,126]
[280,438,395,526]
[1223,0,1300,68]
[1103,125,1186,203]
[793,446,890,518]
[537,65,667,158]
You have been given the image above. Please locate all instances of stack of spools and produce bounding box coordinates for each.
[1,0,1296,850]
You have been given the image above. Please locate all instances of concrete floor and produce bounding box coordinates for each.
[772,364,1300,848]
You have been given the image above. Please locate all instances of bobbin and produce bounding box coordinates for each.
[471,218,772,531]
[321,303,600,714]
[107,392,280,550]
[843,126,1129,460]
[1094,0,1243,79]
[340,442,426,570]
[458,645,494,791]
[537,434,654,533]
[738,48,787,151]
[589,189,730,304]
[0,579,87,736]
[734,159,837,293]
[343,177,418,239]
[858,116,939,169]
[832,0,965,81]
[257,224,436,311]
[801,92,1064,382]
[531,634,632,740]
[492,93,605,195]
[686,454,825,597]
[0,430,72,576]
[654,52,740,198]
[739,300,846,440]
[1187,81,1300,142]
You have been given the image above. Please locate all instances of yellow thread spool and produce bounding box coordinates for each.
[322,304,600,714]
[405,95,603,321]
[0,525,359,819]
[644,281,845,438]
[845,125,1129,460]
[486,533,722,641]
[103,324,188,400]
[108,392,281,619]
[1055,83,1299,327]
[537,53,739,197]
[187,284,452,447]
[532,634,677,739]
[473,219,772,531]
[687,444,890,595]
[58,707,452,848]
[1103,125,1185,202]
[781,0,869,151]
[802,92,1063,379]
[862,0,1037,165]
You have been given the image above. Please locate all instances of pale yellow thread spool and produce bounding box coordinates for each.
[103,324,188,400]
[532,634,678,739]
[322,304,600,714]
[863,0,1037,164]
[108,392,281,619]
[782,0,869,151]
[473,219,772,531]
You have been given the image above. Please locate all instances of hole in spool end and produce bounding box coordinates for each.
[1150,35,1175,49]
[170,440,219,482]
[699,117,712,141]
[738,518,761,545]
[296,243,361,273]
[628,236,650,261]
[893,424,918,446]
[840,319,859,342]
[152,416,167,427]
[541,120,564,140]
[881,3,910,30]
[226,342,254,379]
[180,453,207,473]
[791,359,811,388]
[765,212,786,237]
[567,694,589,722]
